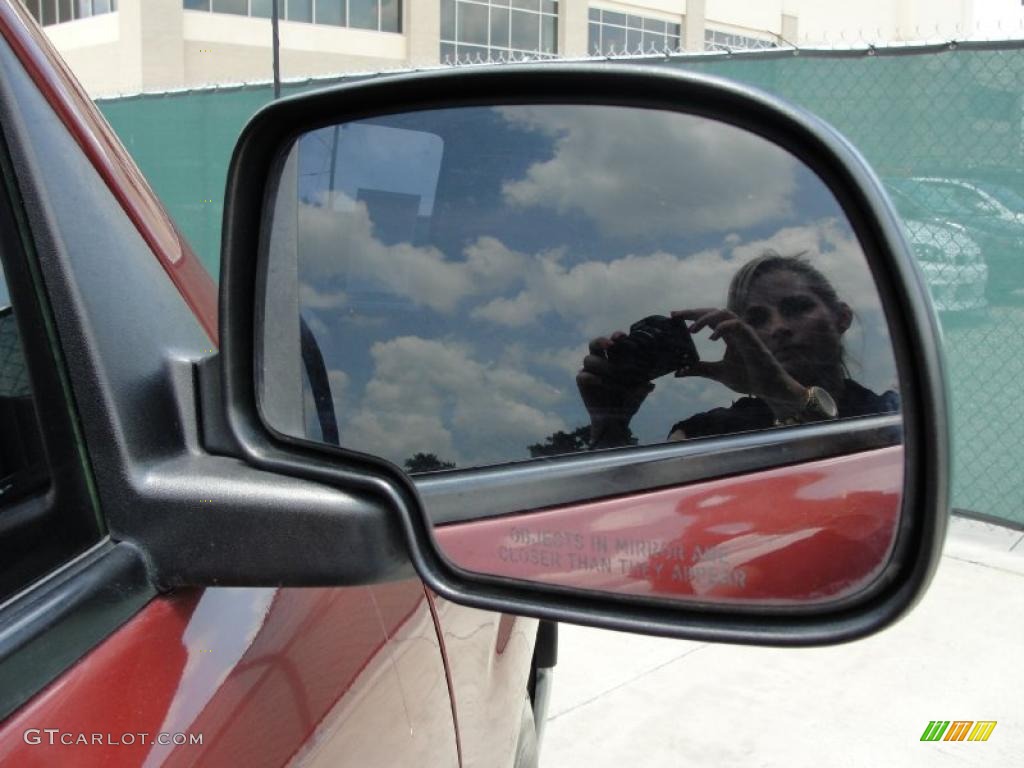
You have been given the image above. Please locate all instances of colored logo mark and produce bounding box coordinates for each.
[921,721,997,742]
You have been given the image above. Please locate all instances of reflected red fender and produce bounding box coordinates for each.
[436,446,903,604]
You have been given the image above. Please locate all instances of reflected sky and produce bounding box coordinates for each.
[281,105,897,469]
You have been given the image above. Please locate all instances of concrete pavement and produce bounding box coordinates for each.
[541,515,1024,767]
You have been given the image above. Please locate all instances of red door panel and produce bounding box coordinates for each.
[429,601,537,768]
[0,582,458,767]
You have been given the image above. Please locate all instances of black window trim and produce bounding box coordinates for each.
[0,123,105,602]
[0,109,155,720]
[421,414,903,525]
[0,538,155,720]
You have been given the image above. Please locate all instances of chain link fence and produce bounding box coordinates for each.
[97,40,1024,525]
[657,42,1024,526]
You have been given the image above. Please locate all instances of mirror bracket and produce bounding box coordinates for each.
[103,357,415,589]
[196,353,244,459]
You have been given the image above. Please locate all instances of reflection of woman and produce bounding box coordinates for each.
[577,251,900,447]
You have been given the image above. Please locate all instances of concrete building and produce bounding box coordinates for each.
[20,1,1024,97]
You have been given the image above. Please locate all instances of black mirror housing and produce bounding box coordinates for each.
[209,63,949,645]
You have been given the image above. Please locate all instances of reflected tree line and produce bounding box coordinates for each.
[403,424,638,473]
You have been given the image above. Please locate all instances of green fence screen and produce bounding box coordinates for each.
[97,42,1024,526]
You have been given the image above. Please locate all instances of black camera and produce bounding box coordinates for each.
[605,314,699,385]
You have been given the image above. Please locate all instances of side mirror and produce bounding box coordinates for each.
[216,64,948,644]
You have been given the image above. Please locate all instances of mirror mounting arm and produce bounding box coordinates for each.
[196,353,245,460]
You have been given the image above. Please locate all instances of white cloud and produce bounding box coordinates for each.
[347,410,458,469]
[342,336,569,467]
[296,201,532,316]
[533,344,590,381]
[471,246,733,339]
[499,105,798,237]
[464,236,531,293]
[471,290,548,327]
[300,282,348,310]
[298,199,471,314]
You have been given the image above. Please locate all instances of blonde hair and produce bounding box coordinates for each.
[727,250,843,317]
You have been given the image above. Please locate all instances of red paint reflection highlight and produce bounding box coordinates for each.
[0,583,458,767]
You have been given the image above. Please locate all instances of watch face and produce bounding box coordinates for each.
[807,386,838,419]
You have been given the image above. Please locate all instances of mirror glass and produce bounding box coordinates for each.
[259,104,904,606]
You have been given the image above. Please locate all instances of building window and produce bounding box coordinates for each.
[21,0,117,26]
[588,6,681,56]
[184,0,401,32]
[440,0,558,65]
[704,28,778,52]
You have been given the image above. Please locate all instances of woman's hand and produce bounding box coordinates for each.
[671,308,808,411]
[576,333,654,446]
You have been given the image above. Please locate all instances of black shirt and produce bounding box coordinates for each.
[669,379,900,440]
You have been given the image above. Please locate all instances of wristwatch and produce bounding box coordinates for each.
[804,385,838,420]
[774,386,838,426]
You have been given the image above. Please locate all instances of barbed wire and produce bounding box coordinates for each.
[798,18,1024,47]
[435,30,1024,70]
[89,26,1024,100]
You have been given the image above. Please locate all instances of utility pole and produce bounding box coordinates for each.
[271,0,281,98]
